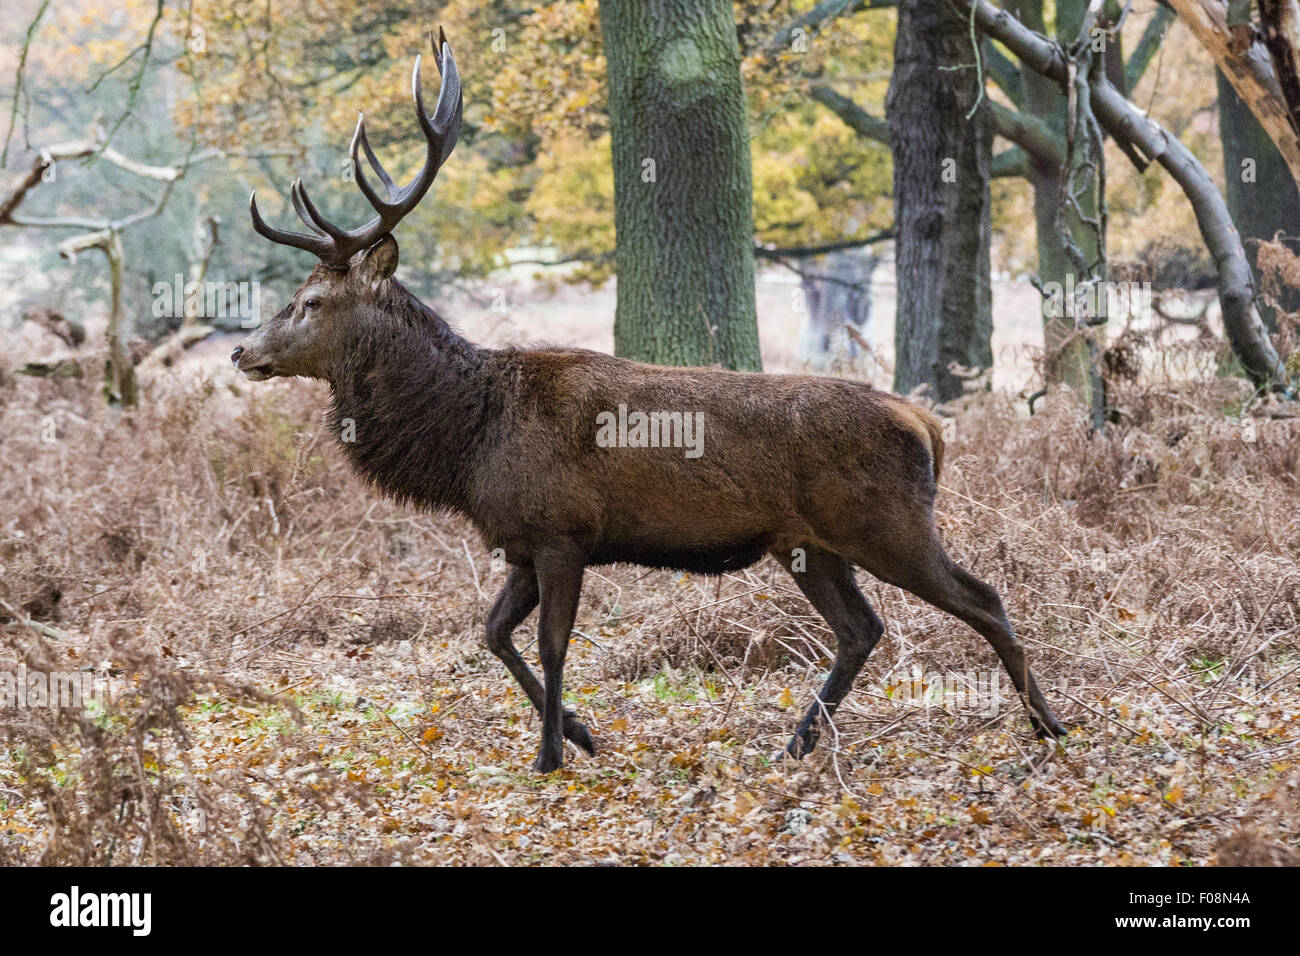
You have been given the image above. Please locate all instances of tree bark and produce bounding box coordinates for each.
[1007,0,1105,409]
[1218,67,1300,331]
[1165,0,1300,185]
[1260,1,1300,140]
[886,0,993,401]
[599,0,761,370]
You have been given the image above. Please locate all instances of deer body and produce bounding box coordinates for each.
[330,291,938,571]
[235,31,1066,772]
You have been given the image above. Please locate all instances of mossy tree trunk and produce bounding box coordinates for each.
[599,0,761,370]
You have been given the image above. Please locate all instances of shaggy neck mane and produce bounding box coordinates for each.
[326,280,496,514]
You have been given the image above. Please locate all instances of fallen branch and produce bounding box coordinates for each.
[0,598,70,643]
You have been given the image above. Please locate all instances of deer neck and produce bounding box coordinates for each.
[327,296,494,515]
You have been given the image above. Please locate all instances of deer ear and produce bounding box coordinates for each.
[353,235,400,287]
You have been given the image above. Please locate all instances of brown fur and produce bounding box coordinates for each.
[232,249,1063,771]
[893,402,945,482]
[233,43,1061,767]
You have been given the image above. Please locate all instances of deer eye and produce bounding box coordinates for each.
[303,298,321,312]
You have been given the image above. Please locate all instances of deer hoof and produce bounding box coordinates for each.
[1032,713,1068,739]
[563,711,597,756]
[785,719,824,760]
[778,733,814,762]
[532,746,564,773]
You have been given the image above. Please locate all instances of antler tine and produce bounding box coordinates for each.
[352,41,462,229]
[350,113,405,224]
[249,190,335,260]
[291,178,350,242]
[249,29,462,268]
[350,113,400,201]
[408,34,462,189]
[428,29,462,166]
[288,180,329,237]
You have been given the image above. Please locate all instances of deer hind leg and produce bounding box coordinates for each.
[484,565,595,758]
[866,537,1066,738]
[775,546,885,759]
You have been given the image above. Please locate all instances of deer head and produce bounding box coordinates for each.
[232,29,462,382]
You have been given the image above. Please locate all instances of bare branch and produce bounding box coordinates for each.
[966,0,1291,389]
[0,131,271,231]
[56,227,115,261]
[86,0,166,154]
[99,144,184,181]
[811,82,1041,178]
[1,0,50,167]
[755,229,896,260]
[807,84,891,144]
[990,101,1066,166]
[1125,3,1176,90]
[769,0,897,53]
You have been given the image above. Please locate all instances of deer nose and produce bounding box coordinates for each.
[230,346,243,366]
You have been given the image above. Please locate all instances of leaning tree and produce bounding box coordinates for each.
[966,0,1288,394]
[803,0,1292,410]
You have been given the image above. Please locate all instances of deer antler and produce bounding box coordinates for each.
[249,28,462,269]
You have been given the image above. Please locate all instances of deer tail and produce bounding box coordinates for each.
[892,401,945,483]
[920,410,944,482]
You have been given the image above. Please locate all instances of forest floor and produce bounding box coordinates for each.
[1,298,1298,866]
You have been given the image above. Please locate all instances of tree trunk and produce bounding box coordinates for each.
[798,249,880,370]
[57,227,138,407]
[886,0,994,402]
[1166,0,1300,184]
[1012,0,1105,410]
[970,0,1291,388]
[1217,67,1300,331]
[599,0,761,370]
[103,230,137,408]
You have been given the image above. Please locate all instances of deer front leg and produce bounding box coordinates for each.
[531,545,587,772]
[484,565,595,756]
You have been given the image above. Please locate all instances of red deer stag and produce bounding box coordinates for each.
[233,29,1067,772]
